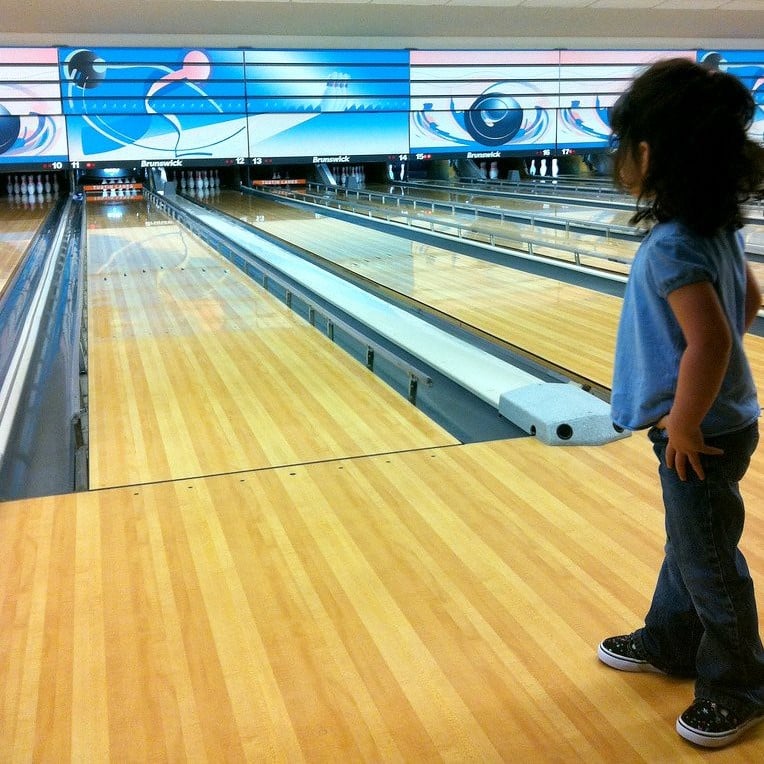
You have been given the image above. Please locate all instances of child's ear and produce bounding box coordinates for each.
[638,141,650,178]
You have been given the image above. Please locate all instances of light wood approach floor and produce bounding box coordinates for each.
[1,434,762,760]
[0,196,55,297]
[86,201,456,489]
[212,191,764,393]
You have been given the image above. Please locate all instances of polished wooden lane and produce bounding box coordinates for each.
[280,182,764,287]
[211,192,764,393]
[297,184,639,277]
[0,195,56,297]
[1,434,762,761]
[86,201,456,489]
[386,183,764,281]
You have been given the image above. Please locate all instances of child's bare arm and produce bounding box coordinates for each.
[665,281,731,480]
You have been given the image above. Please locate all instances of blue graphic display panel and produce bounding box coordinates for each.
[245,50,410,160]
[0,48,68,167]
[699,50,764,144]
[60,47,249,163]
[556,50,694,151]
[409,50,560,157]
[1,45,759,170]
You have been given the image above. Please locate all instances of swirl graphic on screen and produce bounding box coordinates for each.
[0,93,61,159]
[64,48,246,159]
[559,97,612,142]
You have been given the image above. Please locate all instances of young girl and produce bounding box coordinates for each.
[597,58,764,748]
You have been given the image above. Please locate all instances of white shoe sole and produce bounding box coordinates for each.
[597,641,664,673]
[676,711,764,748]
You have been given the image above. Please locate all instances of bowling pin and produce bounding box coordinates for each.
[552,157,559,178]
[20,175,27,195]
[529,160,536,176]
[44,174,51,193]
[540,158,547,177]
[6,175,12,196]
[36,174,43,194]
[489,161,498,180]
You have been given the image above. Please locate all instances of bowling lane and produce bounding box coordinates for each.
[392,181,764,274]
[0,194,58,297]
[349,185,637,274]
[86,200,457,489]
[209,191,623,389]
[208,191,764,393]
[377,182,637,229]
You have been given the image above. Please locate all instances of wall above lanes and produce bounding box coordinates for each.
[1,1,764,46]
[0,45,762,172]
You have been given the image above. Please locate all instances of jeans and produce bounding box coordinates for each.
[637,421,764,715]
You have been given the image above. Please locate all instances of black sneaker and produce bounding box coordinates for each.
[676,699,764,748]
[597,633,664,673]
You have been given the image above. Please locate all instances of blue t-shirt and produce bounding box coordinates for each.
[611,219,759,435]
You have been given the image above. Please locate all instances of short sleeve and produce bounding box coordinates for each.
[644,228,713,299]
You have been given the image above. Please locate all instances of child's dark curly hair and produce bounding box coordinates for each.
[610,57,764,234]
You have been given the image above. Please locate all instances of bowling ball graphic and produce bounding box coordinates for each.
[67,49,107,89]
[0,104,21,154]
[464,92,523,146]
[700,52,723,71]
